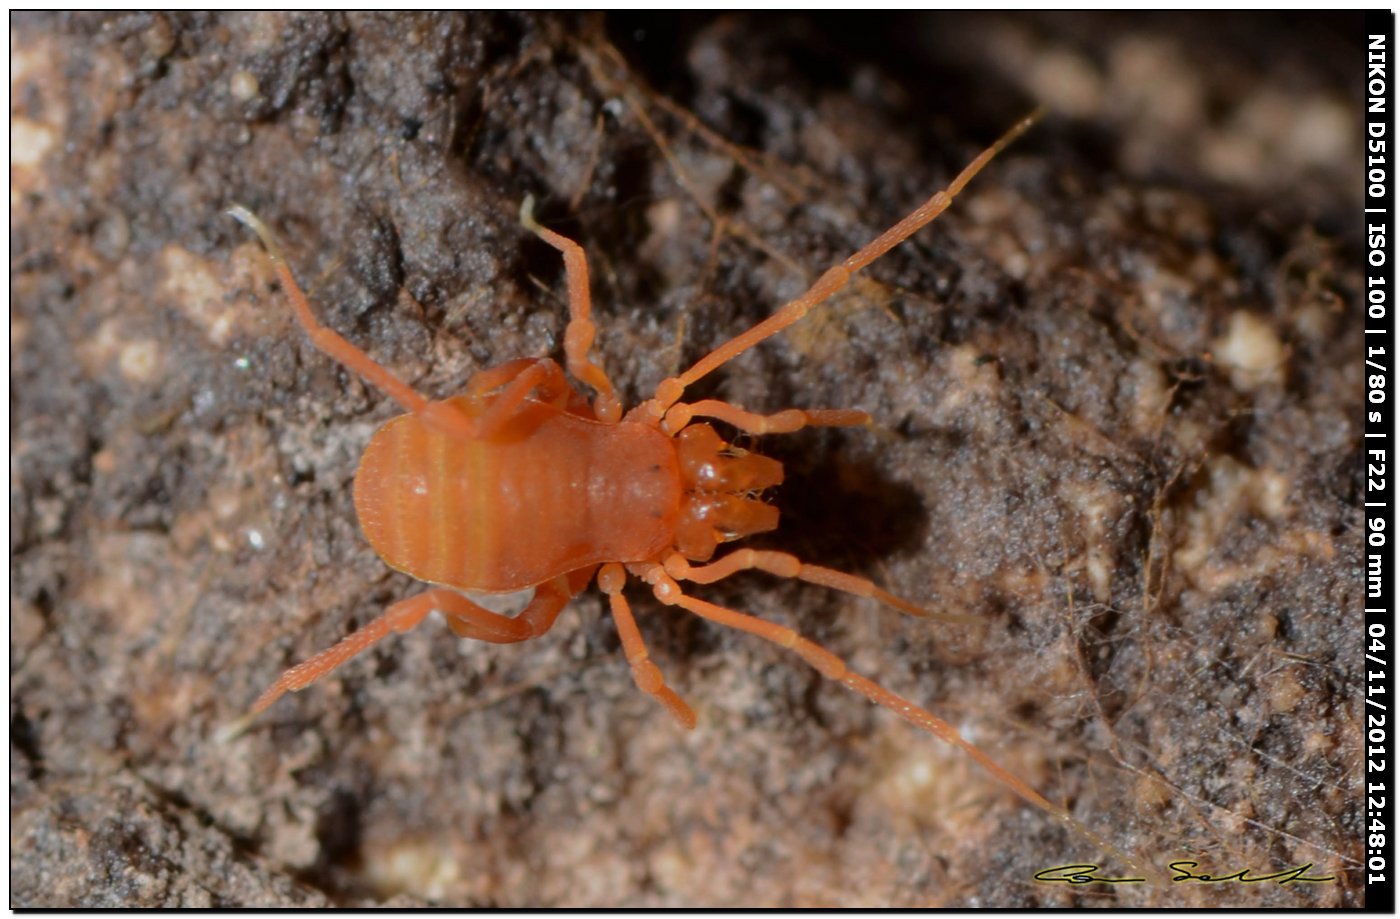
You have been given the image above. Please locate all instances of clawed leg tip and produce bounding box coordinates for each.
[213,712,258,744]
[674,704,699,731]
[519,194,539,230]
[226,204,285,260]
[226,204,265,236]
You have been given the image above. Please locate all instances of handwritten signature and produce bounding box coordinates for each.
[1034,862,1336,886]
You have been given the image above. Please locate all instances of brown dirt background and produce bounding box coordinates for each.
[10,12,1364,906]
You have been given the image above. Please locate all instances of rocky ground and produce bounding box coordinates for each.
[11,12,1363,906]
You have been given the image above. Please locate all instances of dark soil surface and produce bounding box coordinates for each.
[11,12,1364,906]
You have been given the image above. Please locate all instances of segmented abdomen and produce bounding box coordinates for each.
[352,399,681,591]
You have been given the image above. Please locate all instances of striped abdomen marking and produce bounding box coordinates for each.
[353,398,682,592]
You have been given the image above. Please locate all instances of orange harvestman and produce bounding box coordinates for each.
[229,107,1145,876]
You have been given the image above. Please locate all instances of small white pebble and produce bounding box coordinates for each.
[1214,310,1285,389]
[11,118,55,168]
[118,339,161,383]
[230,69,260,102]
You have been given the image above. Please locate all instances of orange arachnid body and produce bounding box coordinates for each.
[229,110,1143,872]
[354,398,683,590]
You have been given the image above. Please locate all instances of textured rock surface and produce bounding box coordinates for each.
[11,12,1362,906]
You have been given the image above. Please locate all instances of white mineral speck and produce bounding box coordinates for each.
[1214,310,1285,389]
[230,69,260,102]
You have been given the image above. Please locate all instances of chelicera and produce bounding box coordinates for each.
[230,111,1132,862]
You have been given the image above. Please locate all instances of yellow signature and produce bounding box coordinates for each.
[1034,862,1336,886]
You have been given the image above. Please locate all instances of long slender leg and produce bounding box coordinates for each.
[632,562,1146,874]
[638,111,1042,419]
[229,206,477,441]
[662,400,870,436]
[519,196,622,423]
[597,563,697,728]
[662,549,978,625]
[252,588,548,715]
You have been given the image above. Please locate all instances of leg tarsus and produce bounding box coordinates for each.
[640,111,1041,418]
[634,562,1148,876]
[519,196,622,423]
[251,581,578,716]
[229,205,477,441]
[597,563,697,728]
[662,400,870,436]
[251,590,438,715]
[663,549,979,625]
